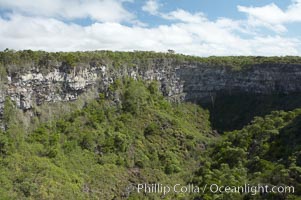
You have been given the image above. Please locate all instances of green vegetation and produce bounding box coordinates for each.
[2,78,301,199]
[194,109,301,200]
[0,79,214,199]
[2,50,301,74]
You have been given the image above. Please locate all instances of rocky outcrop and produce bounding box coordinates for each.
[4,65,101,111]
[1,59,301,125]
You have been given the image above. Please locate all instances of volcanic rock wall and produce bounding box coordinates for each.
[1,59,301,124]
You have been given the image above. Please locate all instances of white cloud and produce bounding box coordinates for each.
[238,0,301,32]
[161,9,207,24]
[142,0,160,15]
[250,36,299,55]
[0,0,135,23]
[0,13,299,56]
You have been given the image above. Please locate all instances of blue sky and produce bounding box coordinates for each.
[128,0,290,23]
[0,0,301,56]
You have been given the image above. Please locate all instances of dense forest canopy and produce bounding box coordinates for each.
[0,79,215,199]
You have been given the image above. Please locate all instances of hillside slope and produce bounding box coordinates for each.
[0,79,214,199]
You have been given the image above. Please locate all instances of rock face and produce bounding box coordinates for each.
[4,65,101,111]
[178,63,301,102]
[1,60,301,124]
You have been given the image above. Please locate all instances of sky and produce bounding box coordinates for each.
[0,0,301,56]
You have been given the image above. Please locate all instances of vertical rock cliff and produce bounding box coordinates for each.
[1,55,301,130]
